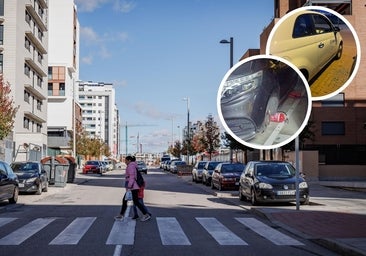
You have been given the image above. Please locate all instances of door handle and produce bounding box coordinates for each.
[318,42,324,48]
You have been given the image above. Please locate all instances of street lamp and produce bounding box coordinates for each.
[220,37,234,68]
[220,37,234,163]
[183,97,190,164]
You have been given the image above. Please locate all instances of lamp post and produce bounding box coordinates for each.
[183,97,190,164]
[220,37,234,163]
[220,37,233,68]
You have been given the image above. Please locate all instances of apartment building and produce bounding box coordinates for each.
[47,0,81,158]
[1,0,48,162]
[78,82,120,158]
[258,0,366,180]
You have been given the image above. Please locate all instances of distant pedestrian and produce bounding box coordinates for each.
[132,180,151,219]
[115,155,151,222]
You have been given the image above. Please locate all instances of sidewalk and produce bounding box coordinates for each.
[251,181,366,256]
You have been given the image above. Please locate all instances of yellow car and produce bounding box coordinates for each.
[268,9,343,82]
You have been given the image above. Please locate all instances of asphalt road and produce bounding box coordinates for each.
[0,168,338,256]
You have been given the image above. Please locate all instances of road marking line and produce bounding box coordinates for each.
[156,217,191,245]
[196,217,248,245]
[0,218,56,245]
[236,217,304,246]
[0,217,17,227]
[49,217,96,245]
[113,244,123,256]
[107,202,135,245]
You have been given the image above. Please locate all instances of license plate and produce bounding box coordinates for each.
[235,182,239,185]
[277,190,295,195]
[19,184,24,188]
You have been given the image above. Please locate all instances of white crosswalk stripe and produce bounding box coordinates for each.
[50,217,96,245]
[0,218,56,245]
[236,217,304,246]
[0,216,304,247]
[0,217,17,228]
[156,217,191,245]
[196,217,248,245]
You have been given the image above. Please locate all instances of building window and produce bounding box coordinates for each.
[23,117,30,129]
[25,11,31,24]
[38,28,43,42]
[0,0,4,16]
[25,37,31,51]
[321,93,345,107]
[0,54,3,73]
[24,91,30,103]
[37,100,42,111]
[0,25,3,45]
[38,52,43,64]
[48,67,53,79]
[59,83,65,96]
[24,64,31,76]
[48,83,53,96]
[321,121,345,135]
[36,124,42,133]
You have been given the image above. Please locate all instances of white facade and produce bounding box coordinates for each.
[78,82,119,158]
[2,0,49,162]
[47,0,79,157]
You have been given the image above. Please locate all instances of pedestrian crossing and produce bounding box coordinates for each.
[0,216,304,247]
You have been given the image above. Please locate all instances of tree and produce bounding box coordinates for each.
[194,115,220,160]
[169,140,182,159]
[0,75,19,140]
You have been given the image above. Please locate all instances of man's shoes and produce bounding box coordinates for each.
[114,215,124,221]
[132,215,139,220]
[140,214,151,222]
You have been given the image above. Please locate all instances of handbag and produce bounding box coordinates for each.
[125,190,132,201]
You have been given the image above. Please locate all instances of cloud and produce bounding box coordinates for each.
[113,0,136,13]
[81,55,93,64]
[75,0,110,12]
[80,26,99,43]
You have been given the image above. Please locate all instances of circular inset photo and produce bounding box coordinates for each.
[266,6,360,101]
[217,55,311,150]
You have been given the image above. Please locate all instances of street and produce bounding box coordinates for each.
[0,167,338,256]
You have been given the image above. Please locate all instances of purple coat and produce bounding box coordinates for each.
[125,161,140,190]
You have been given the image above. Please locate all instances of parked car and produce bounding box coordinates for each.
[82,160,103,174]
[219,58,299,141]
[211,162,246,191]
[239,161,309,205]
[11,161,48,195]
[170,161,187,174]
[137,161,148,174]
[165,159,181,172]
[202,161,223,186]
[268,9,343,81]
[0,161,19,204]
[192,161,207,183]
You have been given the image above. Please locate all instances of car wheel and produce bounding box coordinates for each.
[239,188,245,201]
[301,196,310,205]
[334,42,343,60]
[9,187,19,204]
[43,181,48,192]
[251,189,257,206]
[36,182,42,195]
[265,93,279,128]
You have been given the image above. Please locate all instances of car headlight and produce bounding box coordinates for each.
[258,182,273,189]
[299,182,308,188]
[26,177,37,183]
[222,70,263,98]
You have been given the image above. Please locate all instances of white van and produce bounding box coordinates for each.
[268,10,343,82]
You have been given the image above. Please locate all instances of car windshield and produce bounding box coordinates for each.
[221,164,245,173]
[86,161,99,165]
[255,163,295,177]
[207,162,221,170]
[197,162,206,168]
[12,163,38,172]
[175,161,186,166]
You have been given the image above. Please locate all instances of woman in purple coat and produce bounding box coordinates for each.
[115,155,151,221]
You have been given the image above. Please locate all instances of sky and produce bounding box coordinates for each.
[74,0,274,154]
